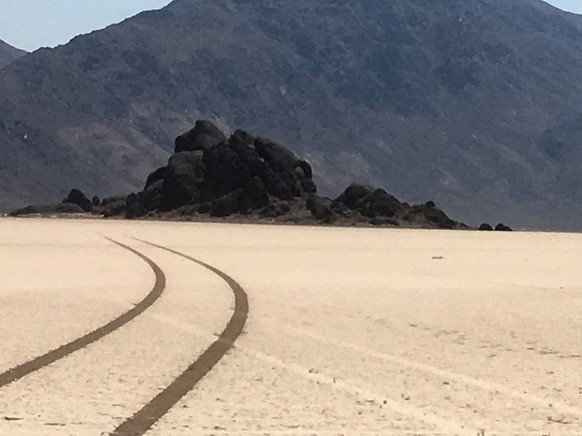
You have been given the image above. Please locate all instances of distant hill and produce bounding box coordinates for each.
[0,39,26,69]
[1,0,582,229]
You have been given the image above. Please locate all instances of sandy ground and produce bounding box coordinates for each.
[0,218,581,435]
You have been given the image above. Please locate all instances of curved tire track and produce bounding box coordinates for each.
[0,237,166,389]
[111,239,249,436]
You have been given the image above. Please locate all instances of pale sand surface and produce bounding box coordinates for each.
[0,218,581,435]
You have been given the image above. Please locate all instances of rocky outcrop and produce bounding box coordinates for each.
[125,122,316,219]
[10,121,500,231]
[118,121,466,229]
[326,183,462,229]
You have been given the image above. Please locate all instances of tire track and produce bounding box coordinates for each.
[0,237,166,389]
[110,239,248,436]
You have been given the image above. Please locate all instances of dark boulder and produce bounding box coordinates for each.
[479,223,494,231]
[101,196,126,217]
[425,200,436,208]
[421,207,456,229]
[254,137,299,174]
[495,223,513,231]
[125,193,147,219]
[237,177,270,213]
[145,166,166,190]
[335,184,375,210]
[161,151,205,211]
[368,189,403,217]
[202,140,266,201]
[210,193,239,218]
[101,195,126,206]
[92,196,101,207]
[306,195,334,222]
[174,120,226,153]
[254,137,316,199]
[335,184,402,218]
[139,179,163,211]
[210,177,270,217]
[63,189,92,212]
[229,129,255,148]
[401,204,458,229]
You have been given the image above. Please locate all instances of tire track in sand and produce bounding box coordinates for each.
[0,237,166,389]
[110,239,249,436]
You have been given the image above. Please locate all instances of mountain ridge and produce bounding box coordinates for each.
[1,0,582,229]
[0,38,26,69]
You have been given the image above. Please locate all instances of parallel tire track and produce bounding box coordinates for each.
[111,239,249,436]
[0,237,166,389]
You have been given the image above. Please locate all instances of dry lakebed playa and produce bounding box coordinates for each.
[0,217,581,435]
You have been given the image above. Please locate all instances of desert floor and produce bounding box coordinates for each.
[0,218,580,435]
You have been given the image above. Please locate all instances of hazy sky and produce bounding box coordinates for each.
[0,0,581,51]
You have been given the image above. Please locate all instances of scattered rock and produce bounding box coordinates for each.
[479,223,494,231]
[495,223,513,231]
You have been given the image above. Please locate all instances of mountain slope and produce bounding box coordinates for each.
[0,39,26,69]
[1,0,582,229]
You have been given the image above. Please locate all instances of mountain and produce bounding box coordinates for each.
[0,39,26,69]
[1,0,582,229]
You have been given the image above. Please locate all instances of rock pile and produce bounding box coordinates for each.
[10,120,511,230]
[125,121,316,219]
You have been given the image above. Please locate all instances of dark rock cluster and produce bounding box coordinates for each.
[123,120,316,219]
[306,184,462,230]
[478,222,514,232]
[10,120,511,231]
